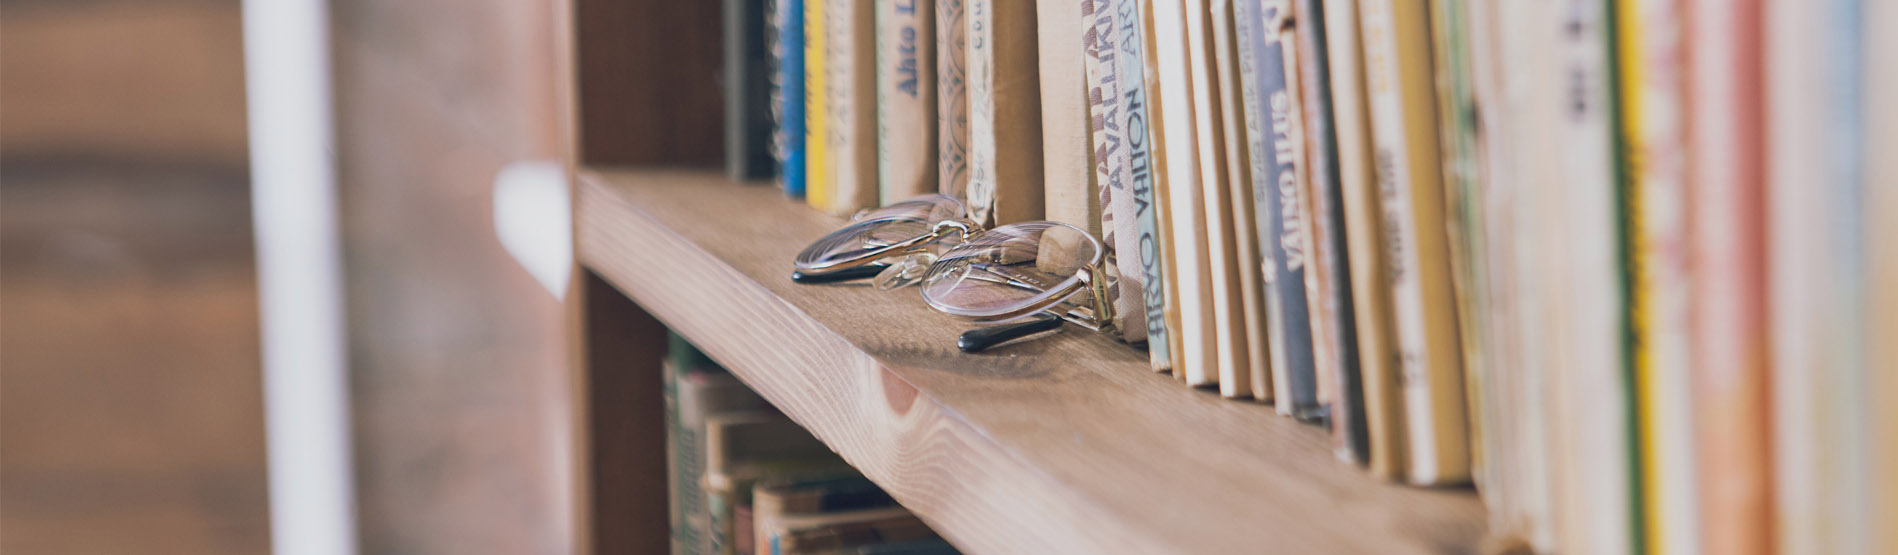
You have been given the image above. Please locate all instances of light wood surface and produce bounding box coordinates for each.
[576,167,1486,554]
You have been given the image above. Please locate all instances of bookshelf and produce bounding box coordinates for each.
[572,168,1486,552]
[558,0,1488,552]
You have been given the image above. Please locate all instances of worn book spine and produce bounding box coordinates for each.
[1356,0,1469,485]
[1463,0,1521,539]
[777,0,808,197]
[878,0,937,204]
[1138,0,1184,376]
[965,0,1045,225]
[1152,0,1219,385]
[1042,0,1098,235]
[1620,0,1696,552]
[824,0,879,215]
[1869,1,1898,552]
[1232,0,1278,398]
[1549,0,1633,550]
[1252,1,1319,417]
[1186,0,1251,398]
[1212,0,1272,400]
[1297,0,1366,464]
[1683,3,1771,549]
[728,0,778,180]
[936,0,970,199]
[1491,0,1565,547]
[1287,1,1336,419]
[806,0,830,207]
[1769,0,1870,552]
[1325,0,1401,480]
[1081,0,1156,346]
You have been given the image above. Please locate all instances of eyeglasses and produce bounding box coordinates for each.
[791,195,1117,352]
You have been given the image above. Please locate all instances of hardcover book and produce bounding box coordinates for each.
[1080,0,1157,346]
[777,0,809,197]
[1186,0,1253,398]
[1296,0,1366,463]
[764,507,939,554]
[1322,0,1402,479]
[936,0,970,198]
[1139,0,1190,374]
[1151,0,1220,386]
[1617,0,1696,552]
[823,0,880,215]
[877,0,938,204]
[964,0,1045,225]
[1682,5,1772,545]
[702,412,847,554]
[1547,0,1631,549]
[1212,0,1272,400]
[807,0,831,207]
[1039,0,1098,236]
[1356,0,1469,485]
[666,359,775,555]
[728,0,779,180]
[1246,0,1319,418]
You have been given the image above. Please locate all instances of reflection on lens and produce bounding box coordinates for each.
[920,222,1101,318]
[793,195,965,271]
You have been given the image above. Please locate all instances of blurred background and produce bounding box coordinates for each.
[1,0,573,552]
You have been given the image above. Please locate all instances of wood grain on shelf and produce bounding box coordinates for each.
[575,168,1486,554]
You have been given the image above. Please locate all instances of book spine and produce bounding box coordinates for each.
[1254,1,1319,418]
[1139,0,1190,374]
[1620,0,1697,552]
[1287,1,1336,420]
[1868,2,1898,554]
[825,0,879,215]
[1232,0,1279,398]
[1324,0,1402,480]
[1082,0,1158,346]
[1211,0,1272,400]
[1297,0,1366,464]
[1683,4,1771,549]
[806,0,830,207]
[1152,0,1219,386]
[1112,0,1175,370]
[936,0,970,198]
[729,0,777,180]
[1356,0,1469,485]
[878,0,939,204]
[965,0,1045,226]
[1042,0,1099,236]
[1769,0,1869,552]
[1550,0,1633,550]
[778,0,808,198]
[1186,0,1253,398]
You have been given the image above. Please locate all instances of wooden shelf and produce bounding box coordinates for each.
[575,167,1488,553]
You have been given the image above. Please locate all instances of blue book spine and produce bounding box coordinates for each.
[777,0,807,198]
[1244,0,1321,419]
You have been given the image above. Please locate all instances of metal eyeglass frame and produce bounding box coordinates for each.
[790,200,1118,352]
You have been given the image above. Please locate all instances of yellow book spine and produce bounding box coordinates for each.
[806,0,830,208]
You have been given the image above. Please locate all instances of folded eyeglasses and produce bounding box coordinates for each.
[790,195,1119,352]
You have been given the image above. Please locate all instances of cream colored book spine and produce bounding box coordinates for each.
[1770,0,1871,552]
[1151,0,1217,385]
[1039,0,1097,236]
[825,0,879,215]
[1186,0,1250,397]
[1870,2,1898,553]
[1323,0,1400,479]
[1080,0,1158,346]
[1355,0,1468,485]
[1211,0,1271,401]
[965,0,1045,225]
[878,0,938,204]
[1141,0,1189,375]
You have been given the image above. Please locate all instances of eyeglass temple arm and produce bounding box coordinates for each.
[791,263,889,284]
[956,313,1063,353]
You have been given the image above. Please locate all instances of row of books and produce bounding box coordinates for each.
[666,337,957,555]
[728,0,1898,553]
